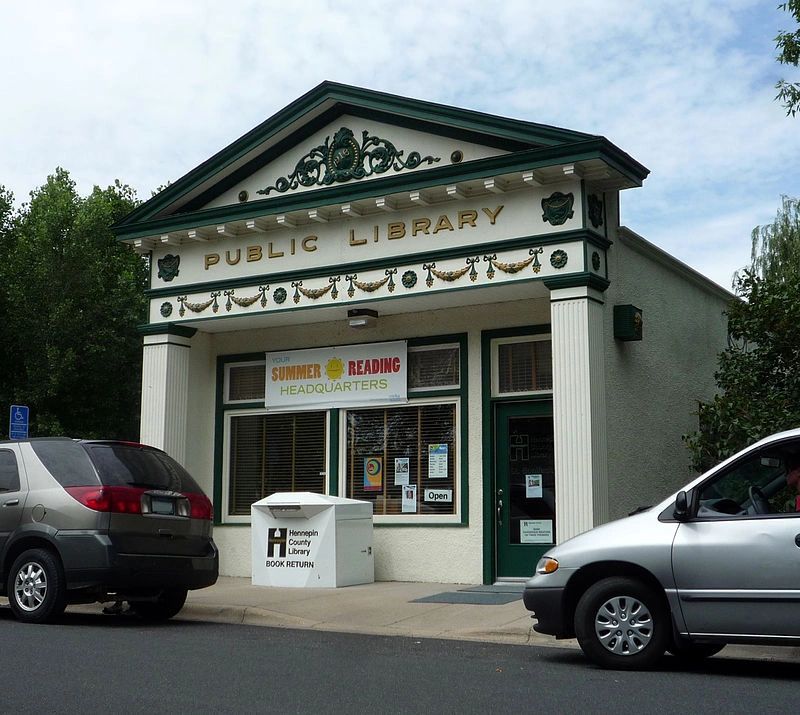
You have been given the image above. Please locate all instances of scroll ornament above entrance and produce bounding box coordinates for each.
[257,127,441,196]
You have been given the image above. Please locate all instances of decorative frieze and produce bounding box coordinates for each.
[156,241,579,322]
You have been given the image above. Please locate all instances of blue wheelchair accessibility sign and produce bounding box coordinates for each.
[9,405,29,440]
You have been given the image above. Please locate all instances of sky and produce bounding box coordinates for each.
[1,1,798,291]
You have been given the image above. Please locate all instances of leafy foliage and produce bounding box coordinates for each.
[0,169,147,439]
[684,197,800,471]
[776,0,800,116]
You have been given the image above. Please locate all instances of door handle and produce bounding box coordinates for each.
[794,534,800,548]
[497,488,504,527]
[3,499,19,507]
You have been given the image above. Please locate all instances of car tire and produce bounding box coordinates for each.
[7,548,68,624]
[574,576,669,670]
[667,640,725,661]
[130,588,188,621]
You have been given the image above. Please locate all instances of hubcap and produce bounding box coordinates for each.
[13,562,48,612]
[594,595,653,656]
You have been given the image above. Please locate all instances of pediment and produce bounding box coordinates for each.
[200,115,510,211]
[116,81,618,233]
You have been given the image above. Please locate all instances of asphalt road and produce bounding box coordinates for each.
[1,607,797,714]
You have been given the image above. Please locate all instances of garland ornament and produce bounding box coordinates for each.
[353,274,390,293]
[257,127,440,195]
[177,294,217,317]
[223,286,269,312]
[293,280,335,303]
[429,263,472,283]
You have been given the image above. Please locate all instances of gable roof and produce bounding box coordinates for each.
[114,81,648,242]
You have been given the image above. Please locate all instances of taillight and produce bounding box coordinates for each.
[186,492,213,520]
[65,486,144,514]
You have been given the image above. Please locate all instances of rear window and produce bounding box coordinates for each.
[82,444,204,494]
[31,440,100,487]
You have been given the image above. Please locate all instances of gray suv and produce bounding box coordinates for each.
[524,428,800,669]
[0,438,218,623]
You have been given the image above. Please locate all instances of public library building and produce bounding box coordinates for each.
[114,82,730,583]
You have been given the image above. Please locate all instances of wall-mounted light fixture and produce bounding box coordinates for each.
[348,308,378,329]
[613,304,643,341]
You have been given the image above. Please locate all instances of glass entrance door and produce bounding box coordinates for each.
[494,401,555,578]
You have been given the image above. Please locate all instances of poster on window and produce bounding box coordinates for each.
[525,474,543,499]
[394,457,410,486]
[265,341,407,411]
[520,519,553,544]
[402,484,417,513]
[428,444,448,479]
[364,457,383,491]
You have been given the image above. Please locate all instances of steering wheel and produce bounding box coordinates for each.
[749,485,772,514]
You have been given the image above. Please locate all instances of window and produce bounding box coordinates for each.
[344,401,457,518]
[226,362,266,403]
[697,442,800,518]
[408,344,460,391]
[0,450,20,492]
[493,336,552,396]
[226,411,327,518]
[218,337,465,523]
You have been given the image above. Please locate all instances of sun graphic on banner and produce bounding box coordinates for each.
[325,357,344,380]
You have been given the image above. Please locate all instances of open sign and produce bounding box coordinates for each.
[424,488,452,503]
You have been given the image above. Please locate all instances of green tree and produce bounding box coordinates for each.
[0,168,148,439]
[684,197,800,471]
[776,0,800,116]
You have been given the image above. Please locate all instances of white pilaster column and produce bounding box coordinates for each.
[549,285,609,542]
[140,332,192,465]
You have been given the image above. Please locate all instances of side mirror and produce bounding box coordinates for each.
[673,490,690,521]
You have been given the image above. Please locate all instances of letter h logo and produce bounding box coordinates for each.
[267,528,287,558]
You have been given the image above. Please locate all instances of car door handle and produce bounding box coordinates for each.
[795,534,800,548]
[3,499,19,507]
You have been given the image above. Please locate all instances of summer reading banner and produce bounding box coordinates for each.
[265,340,408,411]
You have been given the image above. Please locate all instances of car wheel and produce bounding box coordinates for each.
[130,588,188,621]
[7,548,68,624]
[574,577,668,670]
[667,640,725,661]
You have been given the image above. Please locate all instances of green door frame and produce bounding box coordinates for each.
[493,400,555,579]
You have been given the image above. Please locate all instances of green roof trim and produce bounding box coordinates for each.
[114,81,648,237]
[115,137,647,242]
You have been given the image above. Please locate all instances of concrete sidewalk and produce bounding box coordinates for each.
[180,577,546,646]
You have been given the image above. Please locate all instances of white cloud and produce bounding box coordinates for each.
[0,0,796,285]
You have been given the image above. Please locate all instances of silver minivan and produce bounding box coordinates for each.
[523,428,800,669]
[0,438,218,623]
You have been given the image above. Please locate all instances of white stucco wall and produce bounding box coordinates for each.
[603,227,731,520]
[179,295,551,583]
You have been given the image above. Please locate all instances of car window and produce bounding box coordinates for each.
[0,449,20,491]
[697,442,800,518]
[82,444,203,494]
[30,440,100,487]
